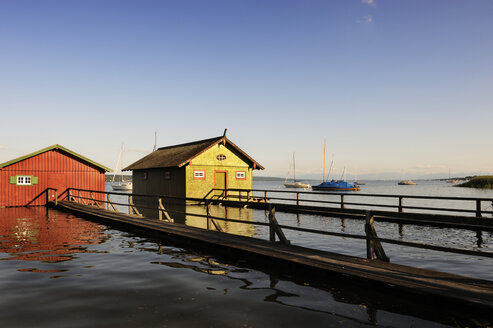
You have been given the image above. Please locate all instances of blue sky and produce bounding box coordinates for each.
[1,0,492,179]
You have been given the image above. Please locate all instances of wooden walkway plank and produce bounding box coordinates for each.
[55,201,493,309]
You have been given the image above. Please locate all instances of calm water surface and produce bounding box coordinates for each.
[1,181,492,327]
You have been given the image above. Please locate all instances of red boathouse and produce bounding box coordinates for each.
[0,144,111,207]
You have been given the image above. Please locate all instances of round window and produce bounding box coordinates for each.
[216,154,226,161]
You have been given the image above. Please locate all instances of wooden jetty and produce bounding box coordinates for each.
[53,189,493,310]
[212,187,493,231]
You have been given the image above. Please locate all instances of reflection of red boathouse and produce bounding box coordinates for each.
[0,144,111,207]
[0,207,106,263]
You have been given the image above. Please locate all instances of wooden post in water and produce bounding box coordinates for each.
[264,191,268,202]
[365,211,375,260]
[296,192,300,206]
[268,204,289,244]
[365,211,389,262]
[268,203,275,242]
[398,197,403,213]
[340,195,345,209]
[476,200,482,218]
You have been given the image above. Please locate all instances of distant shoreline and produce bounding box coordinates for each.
[455,176,493,189]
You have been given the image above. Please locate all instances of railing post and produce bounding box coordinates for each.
[78,190,87,205]
[90,192,95,206]
[296,192,300,206]
[46,188,51,205]
[206,199,211,230]
[158,197,172,222]
[340,195,345,209]
[107,194,119,212]
[365,211,375,260]
[55,190,58,206]
[129,195,133,215]
[264,191,268,202]
[268,203,275,242]
[398,197,403,213]
[476,200,482,218]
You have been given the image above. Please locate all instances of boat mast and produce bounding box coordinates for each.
[293,152,296,182]
[120,142,124,182]
[153,131,157,152]
[323,139,326,182]
[112,142,124,183]
[340,166,346,180]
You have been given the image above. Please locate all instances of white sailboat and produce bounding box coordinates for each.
[111,143,133,191]
[284,152,310,189]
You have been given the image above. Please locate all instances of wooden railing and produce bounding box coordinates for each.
[57,188,493,262]
[205,188,493,218]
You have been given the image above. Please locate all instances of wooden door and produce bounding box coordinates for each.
[214,171,227,197]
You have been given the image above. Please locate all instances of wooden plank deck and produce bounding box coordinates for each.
[56,200,493,309]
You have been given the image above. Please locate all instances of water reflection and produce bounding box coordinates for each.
[138,239,489,327]
[131,197,257,236]
[0,207,107,264]
[1,207,491,327]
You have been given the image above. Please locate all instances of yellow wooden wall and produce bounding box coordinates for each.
[185,143,253,199]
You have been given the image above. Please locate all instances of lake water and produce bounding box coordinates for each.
[1,180,492,327]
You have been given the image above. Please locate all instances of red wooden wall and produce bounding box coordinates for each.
[0,149,105,207]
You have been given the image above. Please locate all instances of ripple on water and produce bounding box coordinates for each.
[0,206,491,327]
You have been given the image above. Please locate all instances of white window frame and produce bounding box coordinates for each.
[236,171,246,180]
[17,176,32,185]
[216,154,226,161]
[193,170,205,179]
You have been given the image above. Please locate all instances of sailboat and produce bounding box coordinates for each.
[398,169,416,185]
[353,168,365,185]
[312,141,359,191]
[284,152,310,188]
[111,143,133,191]
[446,168,458,183]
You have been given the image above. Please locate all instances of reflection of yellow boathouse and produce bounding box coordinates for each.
[184,204,255,237]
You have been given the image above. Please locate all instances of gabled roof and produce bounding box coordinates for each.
[0,144,112,172]
[123,136,264,171]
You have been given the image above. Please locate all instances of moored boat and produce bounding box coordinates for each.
[398,180,416,185]
[111,181,133,191]
[111,143,133,192]
[312,180,360,191]
[311,140,359,191]
[284,181,311,188]
[284,152,310,189]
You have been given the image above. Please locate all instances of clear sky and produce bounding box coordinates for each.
[1,0,492,180]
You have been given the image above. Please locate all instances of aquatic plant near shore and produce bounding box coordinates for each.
[455,176,493,189]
